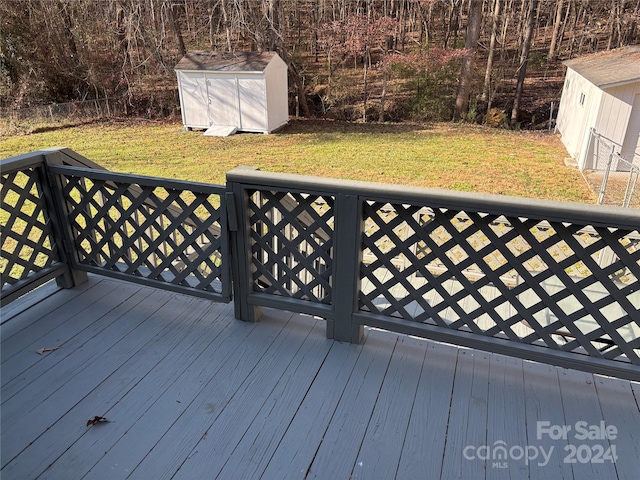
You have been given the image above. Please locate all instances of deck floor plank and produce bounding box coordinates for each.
[1,278,122,363]
[1,276,638,480]
[81,309,291,479]
[0,285,194,470]
[5,287,228,479]
[126,310,319,480]
[440,348,491,480]
[352,335,427,480]
[305,329,397,479]
[558,368,619,480]
[193,320,332,480]
[485,354,527,479]
[1,280,63,327]
[523,360,574,480]
[594,375,640,480]
[259,339,364,479]
[1,283,149,401]
[1,285,172,438]
[396,341,459,479]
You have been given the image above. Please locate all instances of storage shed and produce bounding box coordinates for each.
[555,45,640,170]
[175,51,289,135]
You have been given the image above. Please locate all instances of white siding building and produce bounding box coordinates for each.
[556,46,640,170]
[175,51,289,135]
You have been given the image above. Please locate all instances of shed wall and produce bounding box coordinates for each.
[237,74,268,132]
[621,94,640,165]
[596,82,640,165]
[208,74,241,127]
[556,69,602,168]
[264,57,289,132]
[177,72,210,129]
[594,83,640,146]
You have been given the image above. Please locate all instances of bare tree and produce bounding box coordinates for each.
[482,0,502,110]
[548,0,564,59]
[453,0,483,121]
[167,1,186,57]
[511,0,538,127]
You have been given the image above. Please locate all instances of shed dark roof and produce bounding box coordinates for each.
[175,51,277,72]
[563,45,640,88]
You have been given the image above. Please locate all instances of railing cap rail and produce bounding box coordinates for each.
[226,167,640,230]
[1,152,48,174]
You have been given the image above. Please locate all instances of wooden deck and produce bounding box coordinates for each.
[1,275,639,480]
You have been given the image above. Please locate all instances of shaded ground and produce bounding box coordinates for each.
[582,169,640,209]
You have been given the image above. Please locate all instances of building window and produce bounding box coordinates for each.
[579,92,586,106]
[565,79,571,90]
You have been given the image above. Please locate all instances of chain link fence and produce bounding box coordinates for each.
[582,129,639,209]
[1,96,130,128]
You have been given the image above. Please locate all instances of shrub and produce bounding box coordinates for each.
[484,108,508,128]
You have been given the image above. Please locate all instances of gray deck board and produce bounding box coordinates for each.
[1,275,639,479]
[1,284,151,400]
[558,368,619,479]
[396,340,458,479]
[486,354,527,479]
[305,329,396,479]
[594,376,640,480]
[1,279,122,363]
[259,339,363,479]
[440,348,491,480]
[352,335,426,479]
[523,360,574,480]
[5,288,224,479]
[196,319,331,480]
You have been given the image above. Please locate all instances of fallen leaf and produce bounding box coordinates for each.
[36,346,61,355]
[86,416,109,427]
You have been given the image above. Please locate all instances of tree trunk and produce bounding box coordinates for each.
[167,1,186,57]
[548,0,563,59]
[267,0,280,51]
[482,0,501,103]
[511,0,538,128]
[220,0,233,52]
[453,0,483,121]
[379,65,387,122]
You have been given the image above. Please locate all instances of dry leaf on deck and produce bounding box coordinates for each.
[36,346,61,355]
[86,416,109,427]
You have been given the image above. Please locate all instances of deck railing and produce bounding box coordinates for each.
[2,150,639,381]
[1,149,230,304]
[1,152,85,304]
[226,167,640,381]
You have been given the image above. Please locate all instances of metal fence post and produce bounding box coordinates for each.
[329,193,364,343]
[597,145,616,205]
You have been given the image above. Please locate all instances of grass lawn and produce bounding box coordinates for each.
[0,119,595,203]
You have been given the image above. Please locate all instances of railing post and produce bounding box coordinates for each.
[42,151,88,288]
[226,177,263,322]
[329,194,364,343]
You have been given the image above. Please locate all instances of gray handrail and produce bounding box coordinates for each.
[226,167,640,230]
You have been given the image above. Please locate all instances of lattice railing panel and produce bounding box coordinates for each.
[56,171,227,298]
[1,167,62,291]
[359,200,640,364]
[247,190,334,303]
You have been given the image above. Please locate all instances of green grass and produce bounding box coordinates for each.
[0,118,595,203]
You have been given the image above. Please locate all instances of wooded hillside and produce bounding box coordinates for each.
[1,0,638,127]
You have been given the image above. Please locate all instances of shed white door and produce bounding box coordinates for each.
[180,73,209,127]
[238,77,267,131]
[621,94,640,166]
[207,76,239,127]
